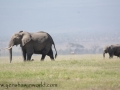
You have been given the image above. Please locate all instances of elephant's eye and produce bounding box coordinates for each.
[15,34,17,36]
[15,35,19,38]
[13,39,15,42]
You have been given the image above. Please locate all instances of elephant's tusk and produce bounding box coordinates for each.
[6,46,13,50]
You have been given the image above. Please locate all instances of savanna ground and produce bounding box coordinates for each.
[0,54,120,90]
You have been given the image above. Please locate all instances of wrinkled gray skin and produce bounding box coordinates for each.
[103,44,120,58]
[8,31,57,63]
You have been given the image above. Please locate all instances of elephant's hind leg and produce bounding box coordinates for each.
[47,49,54,60]
[41,54,46,61]
[40,47,50,61]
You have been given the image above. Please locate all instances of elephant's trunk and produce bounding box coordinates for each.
[103,51,105,58]
[8,40,14,63]
[9,48,12,63]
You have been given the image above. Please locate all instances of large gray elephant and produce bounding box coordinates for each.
[103,44,120,58]
[7,31,57,63]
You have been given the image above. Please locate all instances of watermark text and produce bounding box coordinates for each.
[0,82,57,89]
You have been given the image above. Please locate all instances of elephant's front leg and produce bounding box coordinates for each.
[109,53,113,59]
[21,48,27,61]
[27,53,33,60]
[26,44,34,61]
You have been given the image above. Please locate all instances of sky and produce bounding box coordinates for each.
[0,0,120,37]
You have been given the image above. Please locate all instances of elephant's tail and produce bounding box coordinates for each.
[53,42,57,58]
[46,32,57,59]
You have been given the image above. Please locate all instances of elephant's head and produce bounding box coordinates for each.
[103,46,110,58]
[7,31,31,63]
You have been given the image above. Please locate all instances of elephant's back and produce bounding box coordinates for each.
[31,32,53,50]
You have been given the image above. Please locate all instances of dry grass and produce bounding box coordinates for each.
[0,54,120,90]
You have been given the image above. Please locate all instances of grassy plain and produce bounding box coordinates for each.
[0,54,120,90]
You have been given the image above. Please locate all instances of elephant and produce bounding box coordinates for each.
[7,31,57,63]
[103,44,120,58]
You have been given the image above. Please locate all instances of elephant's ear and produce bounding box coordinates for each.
[22,32,31,46]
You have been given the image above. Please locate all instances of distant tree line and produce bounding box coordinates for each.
[58,43,103,55]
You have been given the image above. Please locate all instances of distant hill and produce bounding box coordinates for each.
[52,30,120,45]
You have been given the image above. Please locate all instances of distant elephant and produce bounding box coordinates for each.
[103,44,120,58]
[7,31,57,63]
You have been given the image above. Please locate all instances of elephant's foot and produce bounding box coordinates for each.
[24,59,34,62]
[41,59,44,61]
[51,59,55,61]
[30,59,34,61]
